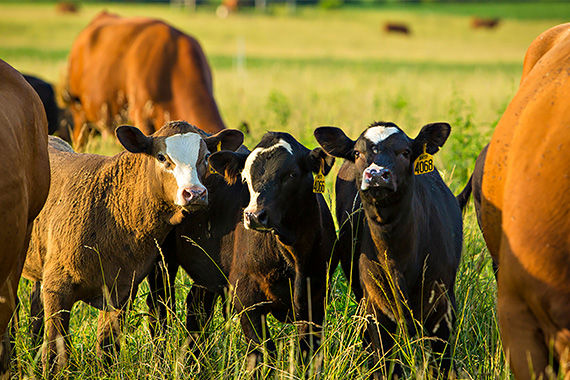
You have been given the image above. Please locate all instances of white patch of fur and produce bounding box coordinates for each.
[361,163,385,190]
[241,139,293,220]
[364,126,400,144]
[165,133,206,206]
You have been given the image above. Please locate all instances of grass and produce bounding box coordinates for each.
[2,1,567,378]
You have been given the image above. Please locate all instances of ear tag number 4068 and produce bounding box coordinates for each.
[413,144,434,175]
[313,166,325,194]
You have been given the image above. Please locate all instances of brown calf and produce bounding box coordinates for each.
[22,121,242,374]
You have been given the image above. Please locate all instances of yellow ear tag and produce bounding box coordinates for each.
[208,141,223,174]
[413,144,434,175]
[313,166,326,194]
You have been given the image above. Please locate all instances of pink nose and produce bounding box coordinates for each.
[181,186,207,204]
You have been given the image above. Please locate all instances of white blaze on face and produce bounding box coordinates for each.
[164,132,206,206]
[241,139,293,225]
[364,126,400,145]
[361,162,386,190]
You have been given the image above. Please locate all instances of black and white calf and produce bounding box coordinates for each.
[314,121,462,379]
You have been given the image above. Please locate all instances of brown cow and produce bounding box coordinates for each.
[471,17,500,29]
[0,60,50,378]
[22,121,242,374]
[67,12,226,147]
[478,23,570,379]
[383,22,411,35]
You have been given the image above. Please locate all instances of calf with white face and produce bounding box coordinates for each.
[207,132,337,369]
[315,122,462,379]
[22,121,243,374]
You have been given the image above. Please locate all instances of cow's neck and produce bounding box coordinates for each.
[361,187,416,259]
[110,152,181,245]
[277,191,320,252]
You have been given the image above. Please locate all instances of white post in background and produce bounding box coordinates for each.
[185,0,196,12]
[287,0,296,13]
[236,36,246,76]
[255,0,266,13]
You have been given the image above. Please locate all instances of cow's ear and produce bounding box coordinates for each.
[204,129,244,153]
[307,147,335,176]
[411,122,451,158]
[116,125,151,154]
[209,151,248,185]
[313,127,356,161]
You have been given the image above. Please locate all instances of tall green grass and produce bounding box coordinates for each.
[3,2,565,378]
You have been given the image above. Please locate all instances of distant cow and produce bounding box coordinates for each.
[148,132,337,369]
[23,74,60,136]
[0,60,50,378]
[469,23,570,379]
[471,17,500,29]
[22,121,242,374]
[383,22,410,35]
[67,12,227,147]
[56,1,79,14]
[314,122,462,378]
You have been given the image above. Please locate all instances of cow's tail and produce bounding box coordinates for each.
[456,175,473,214]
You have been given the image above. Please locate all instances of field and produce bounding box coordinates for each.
[2,2,569,379]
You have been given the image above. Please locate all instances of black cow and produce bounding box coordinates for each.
[23,74,60,135]
[314,121,462,379]
[147,132,338,370]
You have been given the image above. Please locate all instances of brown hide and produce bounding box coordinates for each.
[67,12,225,146]
[0,60,50,377]
[21,121,238,374]
[481,23,570,379]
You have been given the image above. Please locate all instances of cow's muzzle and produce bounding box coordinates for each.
[361,166,396,191]
[244,209,272,231]
[178,185,208,209]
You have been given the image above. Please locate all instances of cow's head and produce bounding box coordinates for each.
[314,121,450,206]
[116,121,243,213]
[209,132,334,244]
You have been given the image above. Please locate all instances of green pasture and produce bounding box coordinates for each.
[2,2,569,379]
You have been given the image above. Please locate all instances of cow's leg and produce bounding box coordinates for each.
[30,281,44,347]
[234,279,274,372]
[185,287,218,343]
[96,307,128,367]
[0,279,19,380]
[146,258,179,338]
[499,283,550,380]
[365,307,402,380]
[42,287,73,376]
[424,283,456,378]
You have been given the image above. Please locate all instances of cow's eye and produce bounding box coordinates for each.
[205,153,211,162]
[354,151,361,159]
[400,149,410,159]
[157,154,167,163]
[371,146,379,154]
[289,172,297,178]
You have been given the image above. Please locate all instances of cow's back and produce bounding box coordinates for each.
[0,59,50,372]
